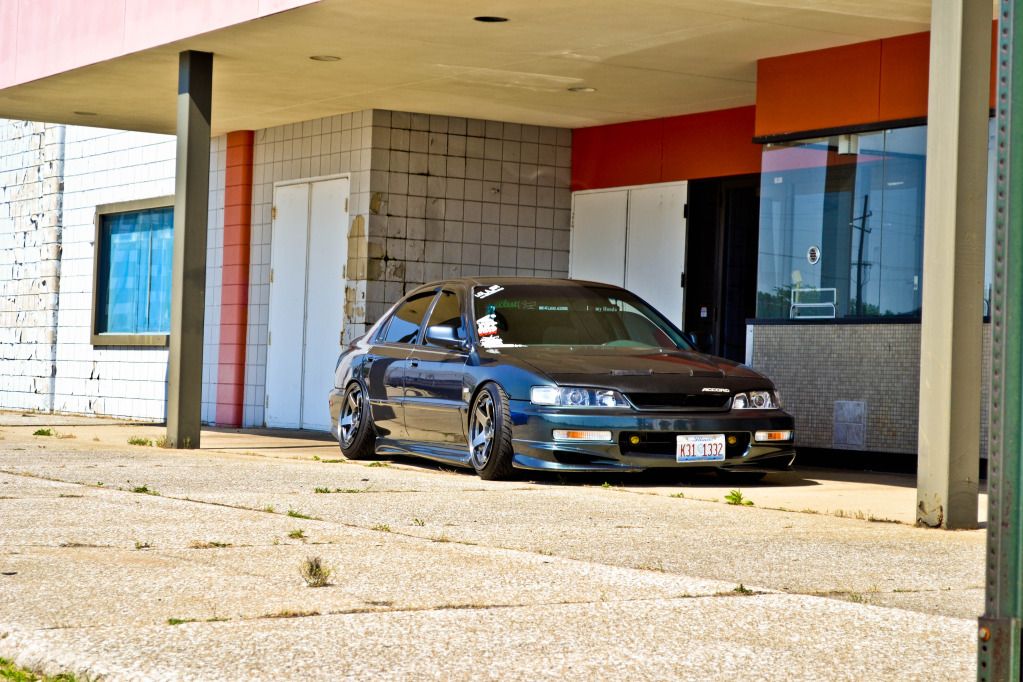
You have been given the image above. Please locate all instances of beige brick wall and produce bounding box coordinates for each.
[750,323,991,457]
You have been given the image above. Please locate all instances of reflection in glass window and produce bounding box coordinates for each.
[756,126,927,319]
[95,207,174,334]
[381,292,435,344]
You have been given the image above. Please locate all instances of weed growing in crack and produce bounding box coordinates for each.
[134,540,152,551]
[189,541,232,549]
[128,436,153,446]
[299,556,332,588]
[287,509,314,520]
[367,461,389,468]
[412,518,426,527]
[288,529,306,540]
[131,485,159,496]
[724,489,753,506]
[32,428,53,437]
[371,524,392,532]
[732,583,754,595]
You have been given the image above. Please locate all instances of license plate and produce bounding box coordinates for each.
[676,434,726,463]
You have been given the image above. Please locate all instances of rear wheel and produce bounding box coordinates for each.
[468,383,515,480]
[339,382,375,460]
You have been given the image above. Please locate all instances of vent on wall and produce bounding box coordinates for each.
[833,400,867,450]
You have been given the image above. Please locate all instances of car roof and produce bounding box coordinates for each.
[423,276,617,290]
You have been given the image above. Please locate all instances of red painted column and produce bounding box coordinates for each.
[215,130,254,427]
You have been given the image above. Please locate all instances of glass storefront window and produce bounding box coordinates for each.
[756,126,927,319]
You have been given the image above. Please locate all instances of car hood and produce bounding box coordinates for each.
[494,346,769,392]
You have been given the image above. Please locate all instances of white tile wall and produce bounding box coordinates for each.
[49,125,225,422]
[0,120,63,412]
[363,110,572,322]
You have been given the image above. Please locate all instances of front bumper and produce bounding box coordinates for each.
[509,399,795,473]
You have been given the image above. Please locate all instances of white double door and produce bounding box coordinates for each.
[266,177,350,430]
[569,182,688,329]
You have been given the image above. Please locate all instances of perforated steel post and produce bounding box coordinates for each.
[980,2,1023,679]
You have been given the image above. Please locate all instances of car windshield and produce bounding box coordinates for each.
[471,283,692,350]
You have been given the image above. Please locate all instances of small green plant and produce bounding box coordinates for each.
[167,617,196,626]
[128,436,153,446]
[155,436,169,448]
[412,518,426,527]
[314,487,331,494]
[371,523,392,532]
[288,529,306,540]
[732,583,754,595]
[287,509,313,519]
[320,459,345,464]
[724,489,753,506]
[299,556,332,588]
[32,428,53,437]
[367,461,389,468]
[0,656,80,681]
[134,540,152,550]
[182,437,192,449]
[601,481,612,489]
[312,455,321,461]
[131,485,159,496]
[262,505,276,513]
[846,592,867,603]
[669,492,685,499]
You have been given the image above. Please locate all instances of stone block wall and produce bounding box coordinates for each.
[749,322,992,458]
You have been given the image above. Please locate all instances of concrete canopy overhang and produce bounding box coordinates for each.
[0,0,937,135]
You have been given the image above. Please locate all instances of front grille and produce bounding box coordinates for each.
[619,432,750,459]
[624,392,730,411]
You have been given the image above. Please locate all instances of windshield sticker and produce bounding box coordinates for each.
[474,284,505,300]
[479,335,504,348]
[476,313,500,337]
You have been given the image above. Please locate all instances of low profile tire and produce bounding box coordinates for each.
[715,469,767,484]
[468,382,516,481]
[338,382,376,460]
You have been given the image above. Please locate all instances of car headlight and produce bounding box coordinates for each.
[732,390,780,410]
[530,386,629,408]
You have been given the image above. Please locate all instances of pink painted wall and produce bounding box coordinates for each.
[0,0,318,89]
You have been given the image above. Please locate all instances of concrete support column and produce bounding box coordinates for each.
[166,51,213,449]
[916,1,991,528]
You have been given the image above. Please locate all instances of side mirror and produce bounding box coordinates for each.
[425,325,467,351]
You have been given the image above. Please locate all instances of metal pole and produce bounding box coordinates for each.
[166,51,213,449]
[979,1,1023,678]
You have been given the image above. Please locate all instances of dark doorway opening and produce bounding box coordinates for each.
[684,174,760,363]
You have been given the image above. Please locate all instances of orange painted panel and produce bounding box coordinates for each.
[879,32,930,121]
[756,41,882,138]
[661,106,760,181]
[571,119,663,191]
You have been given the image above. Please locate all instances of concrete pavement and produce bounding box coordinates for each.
[0,413,984,680]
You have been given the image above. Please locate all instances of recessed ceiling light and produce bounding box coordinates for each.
[567,86,596,93]
[473,16,508,22]
[73,111,98,116]
[309,55,341,62]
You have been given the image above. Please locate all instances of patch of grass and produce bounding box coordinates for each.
[669,492,685,499]
[868,515,901,524]
[315,486,368,494]
[288,529,306,540]
[128,436,153,446]
[367,461,389,468]
[134,540,152,551]
[319,459,345,464]
[312,455,321,461]
[371,524,392,532]
[412,517,425,527]
[724,489,754,506]
[0,657,79,681]
[846,592,867,603]
[131,485,159,496]
[601,481,613,489]
[167,617,196,626]
[189,541,232,549]
[287,509,314,519]
[155,436,169,448]
[299,556,332,588]
[32,428,53,437]
[262,505,276,513]
[732,583,754,595]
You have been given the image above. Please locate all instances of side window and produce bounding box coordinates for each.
[423,290,467,347]
[380,292,436,344]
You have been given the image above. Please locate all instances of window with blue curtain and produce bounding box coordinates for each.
[96,207,174,334]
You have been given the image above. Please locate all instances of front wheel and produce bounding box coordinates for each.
[338,383,376,460]
[468,383,515,480]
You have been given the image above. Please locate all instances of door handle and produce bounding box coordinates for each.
[409,359,420,368]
